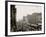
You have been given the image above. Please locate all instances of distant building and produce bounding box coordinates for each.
[36,13,42,25]
[23,16,28,23]
[27,13,42,25]
[32,13,42,24]
[36,13,42,23]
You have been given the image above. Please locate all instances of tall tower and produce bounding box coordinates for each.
[10,5,17,32]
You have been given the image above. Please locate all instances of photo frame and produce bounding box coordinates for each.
[5,1,45,36]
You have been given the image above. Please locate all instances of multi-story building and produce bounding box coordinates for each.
[32,13,42,24]
[23,13,42,25]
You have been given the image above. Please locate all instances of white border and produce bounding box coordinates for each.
[8,2,44,35]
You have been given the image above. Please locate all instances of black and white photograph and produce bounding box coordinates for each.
[10,4,42,32]
[6,1,45,36]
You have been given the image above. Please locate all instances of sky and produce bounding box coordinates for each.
[15,5,42,22]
